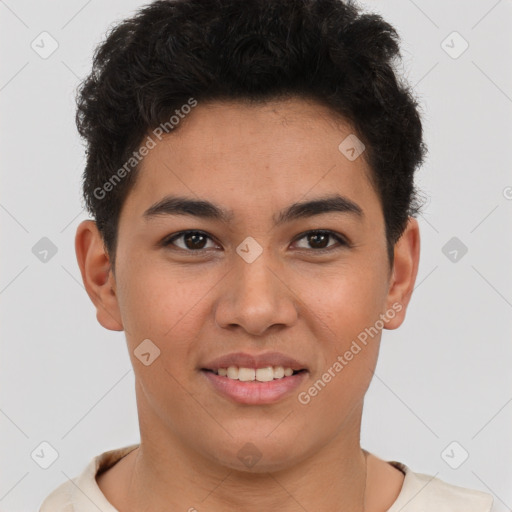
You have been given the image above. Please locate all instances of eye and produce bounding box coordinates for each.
[161,229,349,254]
[292,230,348,252]
[161,230,219,252]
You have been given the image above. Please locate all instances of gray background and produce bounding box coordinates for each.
[1,0,511,510]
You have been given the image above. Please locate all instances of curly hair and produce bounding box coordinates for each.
[76,0,427,269]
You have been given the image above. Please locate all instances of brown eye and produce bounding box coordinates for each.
[306,232,330,249]
[161,229,348,255]
[293,230,347,252]
[163,231,217,251]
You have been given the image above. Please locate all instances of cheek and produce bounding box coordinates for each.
[117,263,211,414]
[115,259,218,386]
[294,260,387,401]
[117,256,214,334]
[301,260,388,342]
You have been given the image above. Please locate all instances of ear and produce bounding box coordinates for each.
[383,217,420,330]
[75,220,124,331]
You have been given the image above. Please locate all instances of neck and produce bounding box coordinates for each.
[123,399,369,512]
[129,442,368,512]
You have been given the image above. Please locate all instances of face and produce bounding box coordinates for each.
[76,97,419,473]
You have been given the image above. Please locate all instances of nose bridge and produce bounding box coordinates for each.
[234,244,282,311]
[214,241,298,334]
[238,248,277,296]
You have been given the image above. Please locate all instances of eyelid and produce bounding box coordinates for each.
[161,229,349,253]
[161,230,220,251]
[292,229,349,251]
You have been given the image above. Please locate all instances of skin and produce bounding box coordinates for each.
[75,97,420,512]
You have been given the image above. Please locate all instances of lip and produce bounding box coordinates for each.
[201,369,308,405]
[200,351,308,372]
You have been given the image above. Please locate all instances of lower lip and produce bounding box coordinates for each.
[201,370,308,405]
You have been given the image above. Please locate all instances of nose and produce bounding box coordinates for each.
[214,250,298,336]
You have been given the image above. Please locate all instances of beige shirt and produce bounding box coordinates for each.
[39,444,494,511]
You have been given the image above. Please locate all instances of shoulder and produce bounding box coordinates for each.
[387,461,494,512]
[38,444,140,512]
[38,479,75,512]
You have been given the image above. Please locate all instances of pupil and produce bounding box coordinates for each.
[186,232,206,249]
[309,233,328,249]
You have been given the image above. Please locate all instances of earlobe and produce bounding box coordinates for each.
[75,220,124,332]
[384,217,421,330]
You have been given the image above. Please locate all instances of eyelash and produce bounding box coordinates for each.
[161,229,349,255]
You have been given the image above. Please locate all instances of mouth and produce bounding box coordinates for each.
[199,351,309,404]
[200,366,309,405]
[201,366,308,382]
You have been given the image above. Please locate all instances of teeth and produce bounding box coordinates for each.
[213,365,300,381]
[238,367,255,381]
[227,366,239,379]
[255,367,274,382]
[273,366,285,379]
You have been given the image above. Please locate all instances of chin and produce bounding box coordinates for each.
[200,435,309,474]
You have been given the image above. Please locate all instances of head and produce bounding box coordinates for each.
[75,0,426,472]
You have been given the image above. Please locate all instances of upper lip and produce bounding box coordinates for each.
[201,351,308,372]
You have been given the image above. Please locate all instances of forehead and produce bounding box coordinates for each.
[120,97,379,223]
[165,97,363,161]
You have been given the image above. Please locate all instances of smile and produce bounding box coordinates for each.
[206,365,305,381]
[201,367,308,405]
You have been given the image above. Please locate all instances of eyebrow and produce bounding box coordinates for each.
[143,193,363,226]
